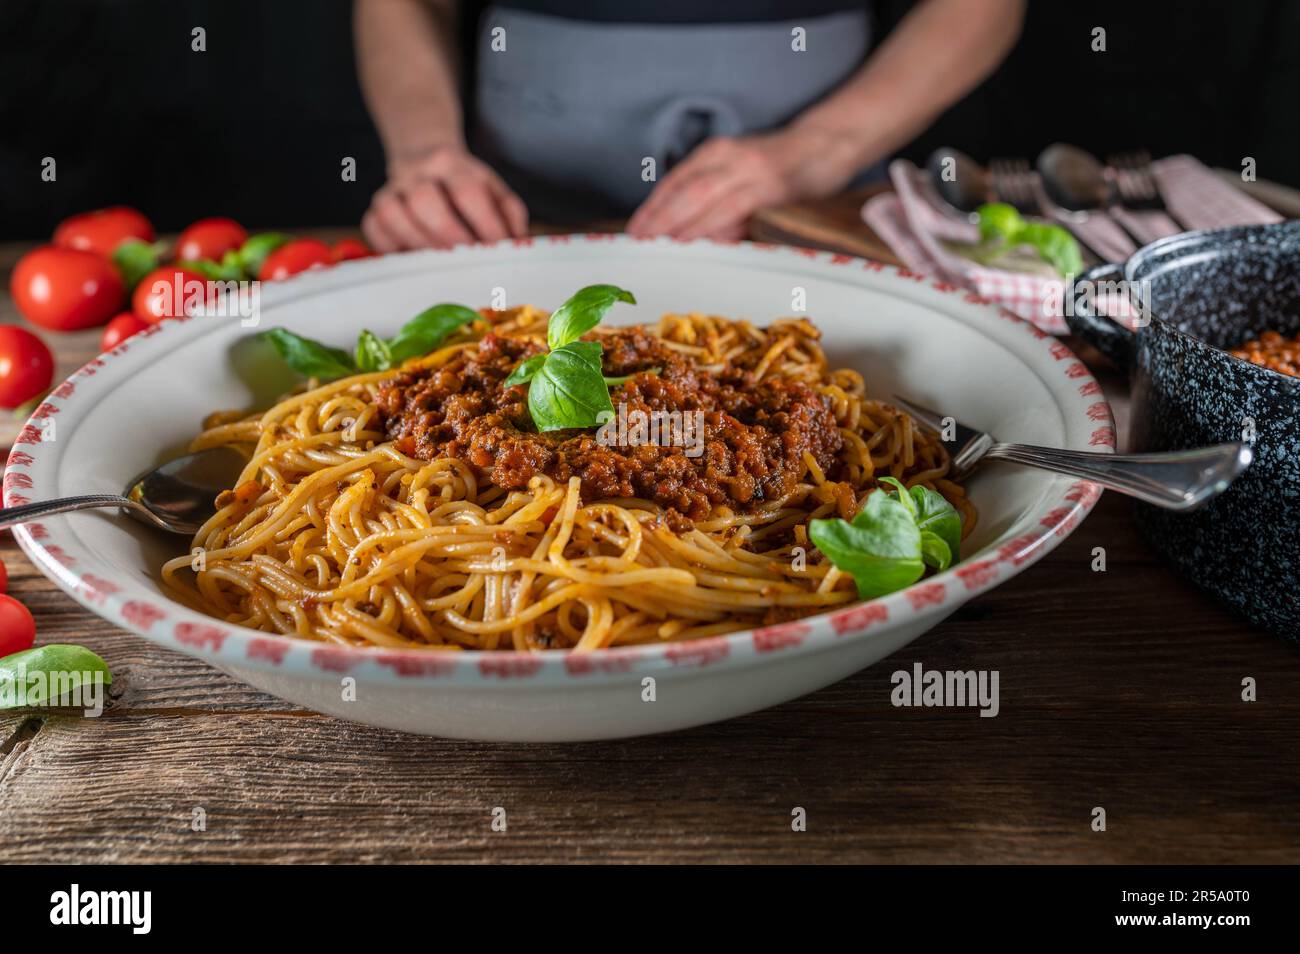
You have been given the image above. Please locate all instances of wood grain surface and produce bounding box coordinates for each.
[749,186,902,263]
[2,212,1297,864]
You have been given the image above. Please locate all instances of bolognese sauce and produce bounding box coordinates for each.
[373,328,844,523]
[1229,330,1300,378]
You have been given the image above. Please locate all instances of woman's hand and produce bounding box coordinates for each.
[627,128,858,241]
[362,146,529,251]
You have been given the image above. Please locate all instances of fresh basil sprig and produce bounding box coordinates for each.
[809,477,961,599]
[503,284,636,432]
[526,341,614,430]
[354,329,394,373]
[111,238,169,291]
[547,284,636,350]
[0,644,112,709]
[385,303,482,366]
[180,256,244,283]
[503,353,547,388]
[263,328,357,380]
[977,203,1083,276]
[262,302,479,380]
[238,232,292,278]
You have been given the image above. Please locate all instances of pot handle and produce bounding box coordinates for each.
[1065,263,1137,370]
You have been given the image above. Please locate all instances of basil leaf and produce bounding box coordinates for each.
[1017,222,1083,277]
[547,284,635,350]
[0,644,112,709]
[387,303,480,365]
[909,484,962,564]
[877,476,916,520]
[977,203,1024,242]
[809,487,924,599]
[220,249,244,274]
[504,353,547,387]
[262,328,356,380]
[528,342,614,432]
[238,232,292,278]
[919,530,953,572]
[179,257,243,283]
[111,239,167,291]
[976,204,1081,277]
[355,329,394,372]
[559,339,603,372]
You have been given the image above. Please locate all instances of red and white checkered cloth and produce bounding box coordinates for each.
[863,155,1283,334]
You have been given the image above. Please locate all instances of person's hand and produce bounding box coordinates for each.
[627,129,855,241]
[362,145,529,251]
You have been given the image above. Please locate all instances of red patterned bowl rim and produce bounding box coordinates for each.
[4,236,1112,685]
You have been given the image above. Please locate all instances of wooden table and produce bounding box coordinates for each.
[2,213,1298,865]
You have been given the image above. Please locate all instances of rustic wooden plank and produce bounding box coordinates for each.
[1,699,1295,864]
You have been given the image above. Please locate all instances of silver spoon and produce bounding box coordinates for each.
[1037,143,1152,249]
[892,395,1251,512]
[926,146,990,218]
[0,446,248,535]
[1036,143,1114,215]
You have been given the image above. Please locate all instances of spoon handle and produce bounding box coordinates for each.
[0,494,134,531]
[985,442,1252,511]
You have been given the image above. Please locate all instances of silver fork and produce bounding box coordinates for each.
[1107,150,1169,212]
[987,157,1039,214]
[891,395,1251,511]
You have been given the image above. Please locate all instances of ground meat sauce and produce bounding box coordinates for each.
[373,328,843,525]
[1229,329,1300,378]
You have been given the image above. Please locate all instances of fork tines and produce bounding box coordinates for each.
[988,157,1040,215]
[1107,150,1164,210]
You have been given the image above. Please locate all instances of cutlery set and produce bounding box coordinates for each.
[928,144,1185,257]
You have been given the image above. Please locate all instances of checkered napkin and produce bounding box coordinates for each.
[863,155,1284,334]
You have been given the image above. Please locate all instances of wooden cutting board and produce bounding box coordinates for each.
[748,185,900,263]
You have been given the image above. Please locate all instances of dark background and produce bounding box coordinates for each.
[2,0,1297,239]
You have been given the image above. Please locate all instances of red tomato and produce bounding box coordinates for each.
[0,559,7,594]
[0,326,55,409]
[10,246,125,331]
[176,217,248,263]
[261,239,333,280]
[132,267,210,324]
[100,312,151,352]
[53,206,154,258]
[0,594,36,657]
[331,238,374,263]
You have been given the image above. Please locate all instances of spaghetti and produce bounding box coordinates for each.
[162,307,975,652]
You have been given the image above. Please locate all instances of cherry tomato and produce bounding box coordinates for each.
[53,206,154,259]
[0,594,37,657]
[261,239,333,280]
[10,246,125,331]
[0,326,55,409]
[100,312,151,352]
[331,238,374,263]
[0,558,7,594]
[132,266,210,324]
[176,217,248,263]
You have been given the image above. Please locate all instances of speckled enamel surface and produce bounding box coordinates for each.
[1101,223,1299,639]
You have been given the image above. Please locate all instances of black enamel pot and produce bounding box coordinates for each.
[1066,221,1300,640]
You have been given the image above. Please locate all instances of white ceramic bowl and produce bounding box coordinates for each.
[4,237,1112,740]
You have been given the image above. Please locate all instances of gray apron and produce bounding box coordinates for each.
[471,6,873,221]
